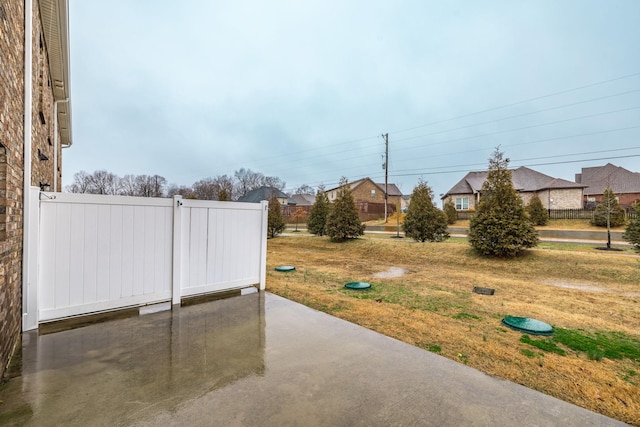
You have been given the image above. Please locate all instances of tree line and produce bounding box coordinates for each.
[66,168,313,201]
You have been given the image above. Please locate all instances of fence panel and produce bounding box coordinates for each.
[33,193,268,326]
[38,193,174,322]
[179,200,266,297]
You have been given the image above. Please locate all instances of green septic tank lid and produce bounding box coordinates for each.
[502,316,554,336]
[275,266,296,272]
[345,282,371,290]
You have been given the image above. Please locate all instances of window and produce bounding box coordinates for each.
[370,189,376,198]
[587,197,596,202]
[455,197,469,210]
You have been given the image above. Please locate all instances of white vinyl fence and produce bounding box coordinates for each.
[23,189,268,330]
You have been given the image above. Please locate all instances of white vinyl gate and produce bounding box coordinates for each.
[23,189,268,330]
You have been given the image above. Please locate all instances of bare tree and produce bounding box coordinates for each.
[213,174,235,200]
[66,170,92,193]
[192,178,218,200]
[88,170,120,195]
[294,184,314,194]
[167,184,195,199]
[234,168,265,197]
[262,175,286,191]
[119,174,138,196]
[134,174,167,197]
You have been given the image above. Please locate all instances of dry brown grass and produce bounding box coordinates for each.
[266,236,640,425]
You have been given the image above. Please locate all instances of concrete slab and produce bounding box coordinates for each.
[0,293,627,426]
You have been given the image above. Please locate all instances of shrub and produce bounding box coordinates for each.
[468,148,537,257]
[267,194,286,238]
[443,199,458,225]
[325,177,365,242]
[526,194,549,226]
[623,202,640,252]
[403,180,449,242]
[591,188,626,227]
[307,187,330,236]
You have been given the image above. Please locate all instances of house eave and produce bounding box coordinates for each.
[39,0,72,147]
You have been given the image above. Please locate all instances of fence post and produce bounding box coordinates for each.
[259,200,268,291]
[172,195,183,305]
[22,187,41,331]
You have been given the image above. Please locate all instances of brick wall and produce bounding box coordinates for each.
[30,1,58,190]
[0,0,25,379]
[584,193,640,208]
[0,0,59,378]
[350,180,402,208]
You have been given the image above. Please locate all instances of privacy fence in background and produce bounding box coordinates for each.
[456,208,637,221]
[23,189,268,331]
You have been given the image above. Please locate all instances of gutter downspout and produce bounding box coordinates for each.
[53,98,69,191]
[22,0,33,330]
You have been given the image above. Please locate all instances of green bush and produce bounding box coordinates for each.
[325,177,365,242]
[403,180,449,242]
[307,187,330,236]
[591,188,626,227]
[526,194,549,226]
[267,194,286,238]
[468,148,537,257]
[623,202,640,252]
[443,199,458,225]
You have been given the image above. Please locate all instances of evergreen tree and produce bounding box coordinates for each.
[307,187,330,236]
[623,202,640,253]
[468,148,538,257]
[403,180,449,242]
[325,177,365,242]
[443,199,458,225]
[526,194,549,226]
[591,188,626,227]
[592,187,626,249]
[267,194,286,238]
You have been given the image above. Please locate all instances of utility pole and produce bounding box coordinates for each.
[382,133,389,223]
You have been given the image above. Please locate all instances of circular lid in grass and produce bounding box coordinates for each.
[275,265,296,272]
[345,282,371,290]
[502,316,553,336]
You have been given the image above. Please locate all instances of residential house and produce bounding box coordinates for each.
[283,193,316,217]
[442,167,585,210]
[289,193,316,207]
[325,178,402,220]
[1,0,73,378]
[326,178,402,206]
[238,186,289,206]
[575,163,640,208]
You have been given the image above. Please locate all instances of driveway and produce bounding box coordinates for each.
[0,292,627,426]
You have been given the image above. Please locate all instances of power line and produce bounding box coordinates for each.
[392,106,640,154]
[246,72,640,167]
[387,154,640,179]
[392,89,640,144]
[388,125,640,169]
[389,72,640,135]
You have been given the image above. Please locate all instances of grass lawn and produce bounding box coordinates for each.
[266,235,640,425]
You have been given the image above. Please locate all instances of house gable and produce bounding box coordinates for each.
[442,167,585,210]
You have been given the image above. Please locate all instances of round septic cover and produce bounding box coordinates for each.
[502,316,553,336]
[275,265,296,272]
[345,282,371,290]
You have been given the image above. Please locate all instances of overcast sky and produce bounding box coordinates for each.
[65,0,640,199]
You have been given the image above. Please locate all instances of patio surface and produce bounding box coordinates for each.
[0,292,627,426]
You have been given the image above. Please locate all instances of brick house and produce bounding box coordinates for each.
[325,178,402,220]
[441,167,585,211]
[0,0,73,378]
[575,163,640,208]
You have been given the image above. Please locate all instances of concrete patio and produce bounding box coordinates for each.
[0,292,627,426]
